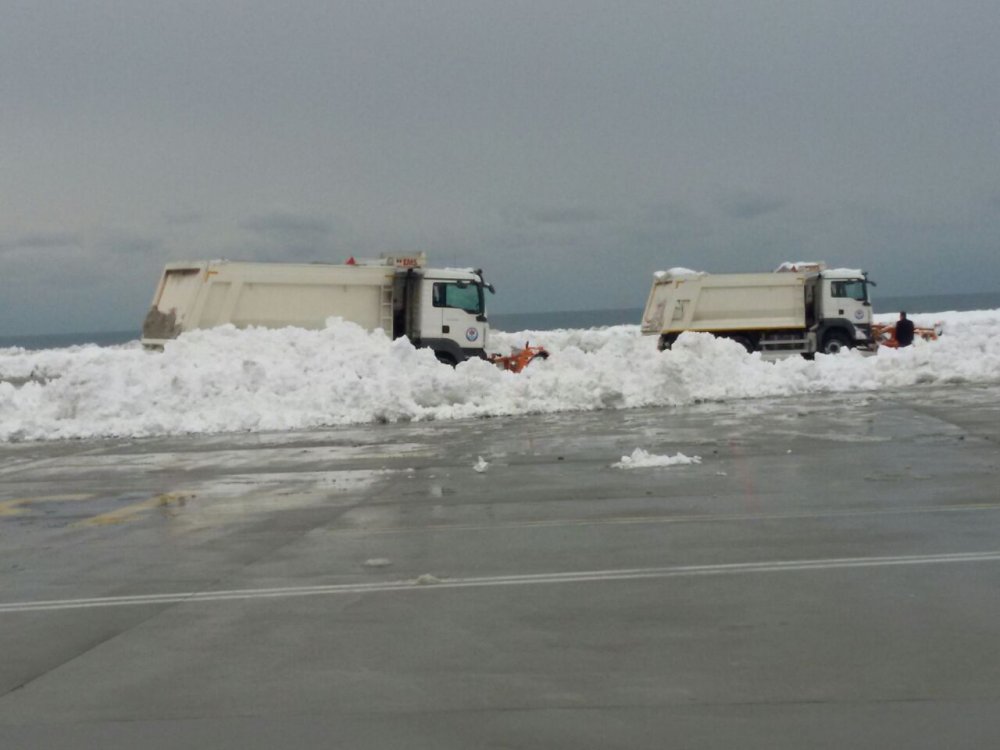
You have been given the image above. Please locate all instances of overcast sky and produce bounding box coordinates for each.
[2,1,999,335]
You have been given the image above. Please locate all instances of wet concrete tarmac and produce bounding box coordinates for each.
[1,385,999,748]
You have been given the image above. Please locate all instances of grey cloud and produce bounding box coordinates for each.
[714,191,788,221]
[101,232,164,257]
[524,208,610,226]
[0,227,172,335]
[241,212,332,238]
[163,211,206,226]
[635,203,714,240]
[236,212,336,261]
[491,206,619,260]
[0,232,82,254]
[499,205,613,230]
[1,229,164,281]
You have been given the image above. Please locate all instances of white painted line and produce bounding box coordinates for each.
[3,550,1000,614]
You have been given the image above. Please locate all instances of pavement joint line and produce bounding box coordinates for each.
[340,502,1000,535]
[3,550,1000,614]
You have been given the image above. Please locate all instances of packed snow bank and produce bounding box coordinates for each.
[1,309,999,442]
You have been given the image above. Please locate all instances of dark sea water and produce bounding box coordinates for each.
[0,329,141,351]
[3,292,999,351]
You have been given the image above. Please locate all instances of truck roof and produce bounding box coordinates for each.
[821,267,866,278]
[160,259,481,281]
[651,265,867,284]
[652,269,819,286]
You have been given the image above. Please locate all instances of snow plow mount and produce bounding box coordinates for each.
[872,321,943,348]
[488,342,550,373]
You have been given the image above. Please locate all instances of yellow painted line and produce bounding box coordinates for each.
[75,493,193,527]
[76,499,162,527]
[0,494,94,517]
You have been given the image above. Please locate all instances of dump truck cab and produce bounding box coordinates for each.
[411,268,492,365]
[814,269,875,354]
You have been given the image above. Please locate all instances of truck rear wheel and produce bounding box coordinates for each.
[822,331,852,355]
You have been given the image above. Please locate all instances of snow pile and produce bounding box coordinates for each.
[613,449,702,469]
[1,308,999,442]
[775,261,826,273]
[654,267,703,280]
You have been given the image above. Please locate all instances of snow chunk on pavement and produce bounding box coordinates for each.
[614,448,702,469]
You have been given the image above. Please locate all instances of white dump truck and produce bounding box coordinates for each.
[641,262,876,356]
[141,254,494,364]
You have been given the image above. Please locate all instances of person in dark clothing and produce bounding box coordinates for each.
[895,311,915,347]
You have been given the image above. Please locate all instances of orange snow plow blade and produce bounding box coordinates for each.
[488,342,550,373]
[872,322,943,348]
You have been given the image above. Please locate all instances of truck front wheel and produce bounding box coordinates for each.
[821,331,852,355]
[435,352,457,367]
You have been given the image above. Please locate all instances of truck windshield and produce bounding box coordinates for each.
[830,279,868,302]
[432,282,483,315]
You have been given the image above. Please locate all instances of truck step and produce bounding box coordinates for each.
[759,337,810,354]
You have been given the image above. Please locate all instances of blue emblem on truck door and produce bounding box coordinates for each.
[465,327,479,342]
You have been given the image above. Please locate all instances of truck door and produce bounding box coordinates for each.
[825,278,871,326]
[427,280,486,353]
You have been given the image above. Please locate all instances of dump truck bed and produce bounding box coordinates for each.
[142,260,397,345]
[641,271,815,335]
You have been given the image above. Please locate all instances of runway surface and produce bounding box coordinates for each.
[1,385,999,748]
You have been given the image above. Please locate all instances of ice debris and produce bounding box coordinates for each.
[613,448,702,469]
